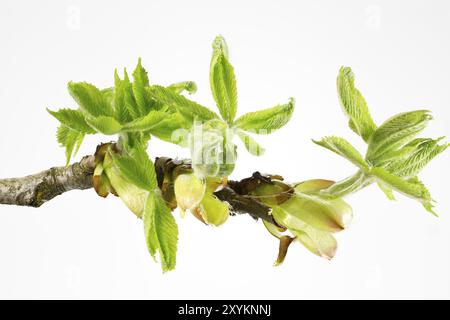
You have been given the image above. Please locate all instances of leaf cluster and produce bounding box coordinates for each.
[48,36,296,271]
[314,67,448,214]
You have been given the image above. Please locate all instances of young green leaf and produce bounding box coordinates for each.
[319,170,370,198]
[147,113,189,146]
[210,35,238,124]
[68,82,113,117]
[103,153,148,218]
[370,167,436,215]
[189,120,237,178]
[236,130,265,156]
[56,124,85,165]
[132,58,150,116]
[234,98,295,134]
[113,69,133,123]
[337,67,377,142]
[168,81,197,95]
[101,87,114,107]
[313,136,369,171]
[86,116,122,135]
[47,108,96,134]
[366,110,432,161]
[369,145,417,167]
[122,69,141,119]
[118,132,150,150]
[122,110,167,132]
[112,146,157,191]
[144,190,178,272]
[148,85,219,123]
[386,137,449,178]
[143,193,159,260]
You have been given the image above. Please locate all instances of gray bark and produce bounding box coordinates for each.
[0,156,95,207]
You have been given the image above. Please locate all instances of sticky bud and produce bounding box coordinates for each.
[251,180,293,206]
[279,193,352,233]
[93,163,114,198]
[293,179,335,193]
[290,228,337,260]
[293,179,353,231]
[263,220,293,266]
[274,236,295,266]
[174,173,206,212]
[193,192,229,226]
[103,151,147,218]
[272,206,338,260]
[189,119,237,178]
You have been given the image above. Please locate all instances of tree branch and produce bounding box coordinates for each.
[0,156,95,207]
[0,155,277,225]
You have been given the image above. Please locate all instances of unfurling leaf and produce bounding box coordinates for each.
[68,82,113,117]
[122,110,167,132]
[386,137,449,178]
[313,136,369,171]
[86,116,122,135]
[370,167,436,215]
[144,190,178,272]
[168,81,197,95]
[210,35,238,124]
[114,69,133,123]
[132,58,150,116]
[112,146,157,191]
[234,98,295,134]
[143,192,159,259]
[236,130,265,156]
[319,170,369,198]
[189,120,237,178]
[101,87,114,107]
[337,67,377,142]
[370,146,418,167]
[147,113,189,146]
[122,68,141,120]
[47,108,96,134]
[102,152,148,217]
[56,124,85,165]
[148,85,219,124]
[366,110,432,161]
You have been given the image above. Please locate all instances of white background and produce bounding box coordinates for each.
[0,0,449,299]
